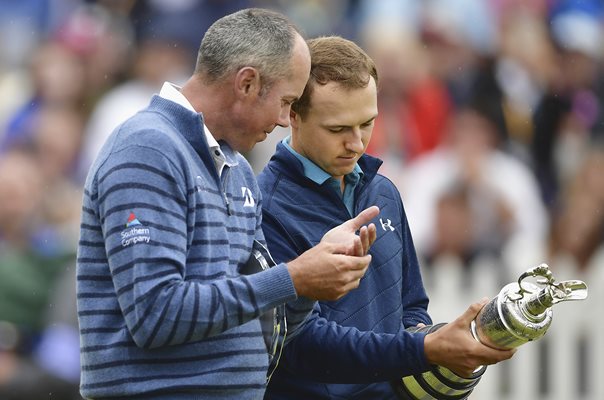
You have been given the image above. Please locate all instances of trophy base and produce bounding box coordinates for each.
[391,324,486,400]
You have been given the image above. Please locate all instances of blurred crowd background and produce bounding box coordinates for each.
[0,0,603,398]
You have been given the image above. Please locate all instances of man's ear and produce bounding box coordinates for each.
[290,109,300,129]
[234,67,261,97]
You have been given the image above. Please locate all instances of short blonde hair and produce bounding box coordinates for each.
[292,36,378,119]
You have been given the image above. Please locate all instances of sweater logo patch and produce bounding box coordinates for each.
[121,212,151,247]
[242,187,255,207]
[195,176,204,193]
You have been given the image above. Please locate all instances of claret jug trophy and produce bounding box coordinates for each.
[392,263,588,400]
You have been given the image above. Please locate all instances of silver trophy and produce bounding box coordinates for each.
[392,264,588,400]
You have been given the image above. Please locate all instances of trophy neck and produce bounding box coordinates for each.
[519,287,553,320]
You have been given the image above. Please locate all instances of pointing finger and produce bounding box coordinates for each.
[346,206,379,232]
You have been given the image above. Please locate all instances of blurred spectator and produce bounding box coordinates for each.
[493,9,559,165]
[129,0,250,51]
[0,0,81,145]
[77,26,194,177]
[531,1,604,207]
[0,39,86,153]
[420,0,498,106]
[0,71,31,148]
[54,2,136,109]
[78,0,249,177]
[549,147,604,271]
[0,0,76,70]
[0,0,41,141]
[256,0,355,39]
[431,185,476,265]
[491,0,550,18]
[361,26,452,173]
[0,150,42,255]
[31,104,84,183]
[356,0,422,35]
[30,104,85,252]
[398,104,548,270]
[0,149,80,399]
[356,0,504,179]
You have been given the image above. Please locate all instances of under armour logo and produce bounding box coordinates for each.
[242,187,255,207]
[380,218,395,231]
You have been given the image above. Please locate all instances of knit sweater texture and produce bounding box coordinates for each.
[76,96,297,399]
[257,142,432,399]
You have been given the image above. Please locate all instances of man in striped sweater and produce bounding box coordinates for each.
[76,9,378,400]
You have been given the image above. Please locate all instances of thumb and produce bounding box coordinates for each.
[346,206,380,231]
[461,297,490,322]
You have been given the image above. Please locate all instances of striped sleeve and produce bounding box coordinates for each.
[86,144,294,348]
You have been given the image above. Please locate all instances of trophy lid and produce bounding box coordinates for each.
[508,264,588,317]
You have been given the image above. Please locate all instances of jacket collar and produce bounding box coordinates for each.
[148,95,239,169]
[268,140,382,186]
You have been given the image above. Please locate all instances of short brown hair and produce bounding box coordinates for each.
[292,36,378,119]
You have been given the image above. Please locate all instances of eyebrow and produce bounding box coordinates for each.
[327,115,378,129]
[362,115,378,124]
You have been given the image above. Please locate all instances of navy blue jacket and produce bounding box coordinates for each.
[257,142,432,399]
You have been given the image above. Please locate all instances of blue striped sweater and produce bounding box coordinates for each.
[76,96,297,399]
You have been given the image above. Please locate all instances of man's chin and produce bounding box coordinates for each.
[248,133,268,148]
[328,167,355,178]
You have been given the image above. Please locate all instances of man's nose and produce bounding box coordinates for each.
[276,105,291,128]
[346,128,364,153]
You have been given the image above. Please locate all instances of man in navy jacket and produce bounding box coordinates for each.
[257,36,515,399]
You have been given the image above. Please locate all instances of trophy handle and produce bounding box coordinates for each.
[510,263,588,304]
[549,280,588,303]
[518,263,553,289]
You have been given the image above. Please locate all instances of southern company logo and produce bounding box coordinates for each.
[121,211,151,247]
[126,212,142,227]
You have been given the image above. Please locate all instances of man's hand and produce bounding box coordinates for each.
[423,298,516,378]
[321,206,379,256]
[287,206,379,301]
[287,242,372,301]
